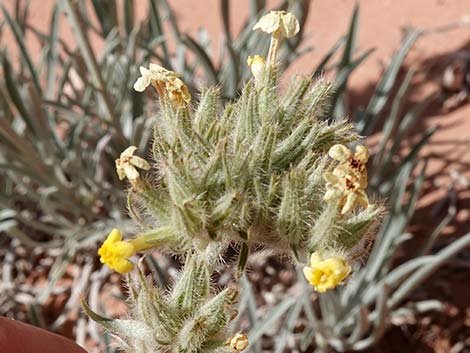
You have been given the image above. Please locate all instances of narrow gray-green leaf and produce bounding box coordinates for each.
[1,4,41,94]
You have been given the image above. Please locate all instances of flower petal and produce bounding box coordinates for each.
[324,188,342,201]
[354,145,369,163]
[328,144,351,162]
[357,190,369,208]
[332,164,350,178]
[113,260,135,274]
[149,63,166,72]
[341,192,358,215]
[130,156,150,170]
[133,76,150,92]
[253,12,280,34]
[303,266,315,283]
[107,228,123,242]
[123,164,139,180]
[323,172,339,184]
[139,66,150,75]
[280,12,300,38]
[121,146,138,157]
[309,252,322,266]
[116,166,126,180]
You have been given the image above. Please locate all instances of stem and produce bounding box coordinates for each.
[131,226,179,251]
[267,35,282,66]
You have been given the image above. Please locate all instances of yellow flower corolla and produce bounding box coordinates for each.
[115,146,150,183]
[134,63,191,106]
[252,10,300,39]
[229,333,249,351]
[98,228,150,274]
[324,144,369,214]
[247,55,266,85]
[303,252,351,293]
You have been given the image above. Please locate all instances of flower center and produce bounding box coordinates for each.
[348,158,365,172]
[320,273,329,283]
[345,178,356,190]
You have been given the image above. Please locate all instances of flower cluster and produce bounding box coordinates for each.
[303,252,351,293]
[323,144,370,215]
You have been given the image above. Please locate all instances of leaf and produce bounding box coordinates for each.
[1,54,35,133]
[62,0,118,127]
[339,4,359,71]
[248,296,296,343]
[237,242,249,277]
[371,69,414,170]
[148,0,171,67]
[313,36,346,78]
[1,4,42,94]
[91,0,118,37]
[356,29,421,134]
[329,5,372,120]
[181,33,219,86]
[123,0,135,35]
[81,299,152,340]
[46,4,60,98]
[389,232,470,309]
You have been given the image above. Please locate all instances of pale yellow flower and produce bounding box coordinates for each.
[134,63,191,106]
[324,144,369,214]
[303,252,351,292]
[229,333,249,351]
[115,146,150,182]
[247,55,266,85]
[253,10,300,39]
[253,11,300,66]
[98,228,149,274]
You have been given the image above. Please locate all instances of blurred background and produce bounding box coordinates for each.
[1,0,469,352]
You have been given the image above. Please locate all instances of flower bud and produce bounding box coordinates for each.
[247,55,266,86]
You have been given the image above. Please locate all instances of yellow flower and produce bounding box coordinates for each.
[115,146,150,182]
[134,63,191,106]
[229,333,249,351]
[247,55,266,85]
[98,228,150,274]
[303,252,351,293]
[253,11,300,39]
[324,144,369,214]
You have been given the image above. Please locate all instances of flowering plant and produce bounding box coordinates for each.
[85,11,383,353]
